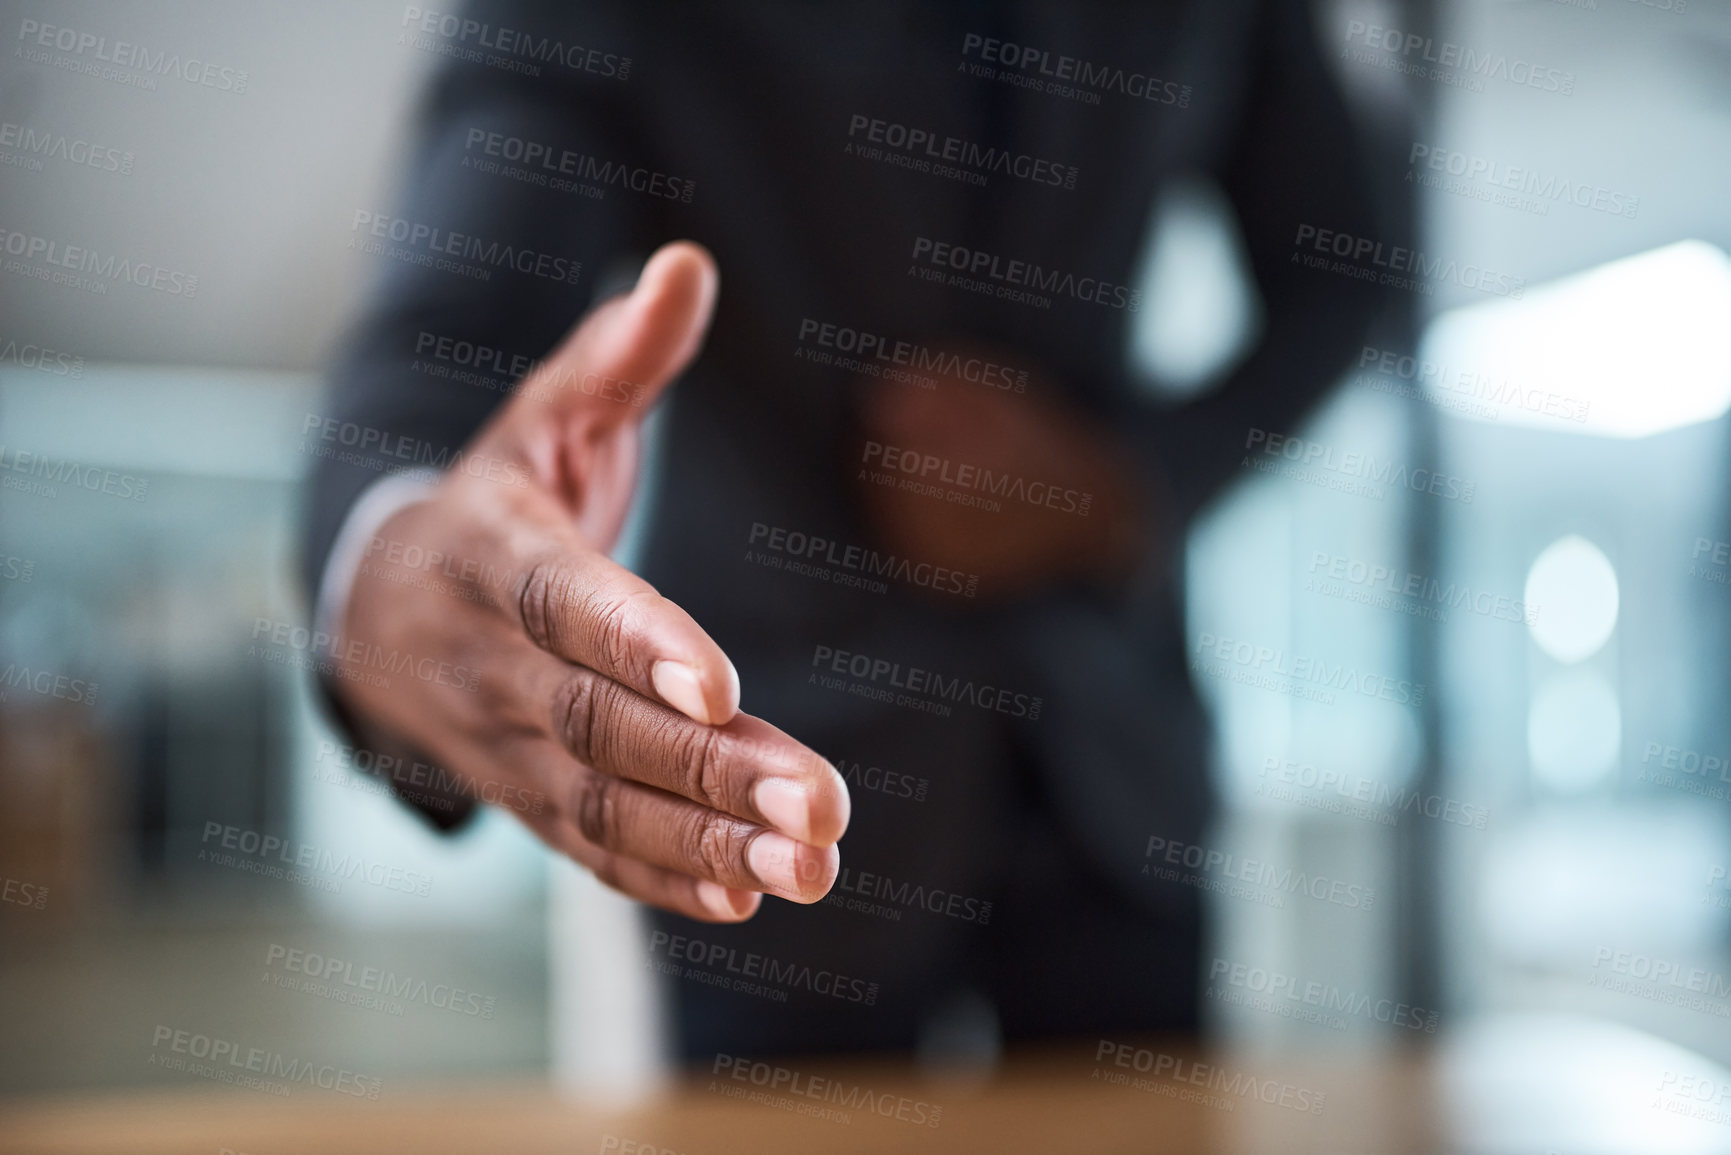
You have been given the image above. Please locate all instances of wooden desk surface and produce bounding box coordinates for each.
[0,1046,1443,1155]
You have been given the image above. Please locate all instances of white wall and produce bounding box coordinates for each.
[1,0,431,370]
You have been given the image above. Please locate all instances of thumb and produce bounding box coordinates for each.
[518,240,719,427]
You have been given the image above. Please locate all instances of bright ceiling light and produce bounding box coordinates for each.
[1417,240,1731,439]
[1526,534,1620,663]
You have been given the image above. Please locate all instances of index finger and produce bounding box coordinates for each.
[525,654,851,848]
[481,508,741,727]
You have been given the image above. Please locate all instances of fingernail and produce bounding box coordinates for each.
[652,660,710,723]
[720,656,741,720]
[753,778,812,842]
[696,880,758,919]
[747,831,805,895]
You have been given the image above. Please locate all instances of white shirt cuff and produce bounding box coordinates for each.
[314,468,444,652]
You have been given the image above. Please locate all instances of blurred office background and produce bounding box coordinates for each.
[4,0,1731,1145]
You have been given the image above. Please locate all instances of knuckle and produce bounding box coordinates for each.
[515,557,571,652]
[689,814,750,880]
[584,586,659,678]
[673,724,730,810]
[551,668,605,766]
[570,771,620,848]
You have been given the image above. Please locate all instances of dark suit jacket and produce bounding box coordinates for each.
[303,0,1392,1056]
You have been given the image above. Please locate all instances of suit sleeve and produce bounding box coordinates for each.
[1124,0,1401,534]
